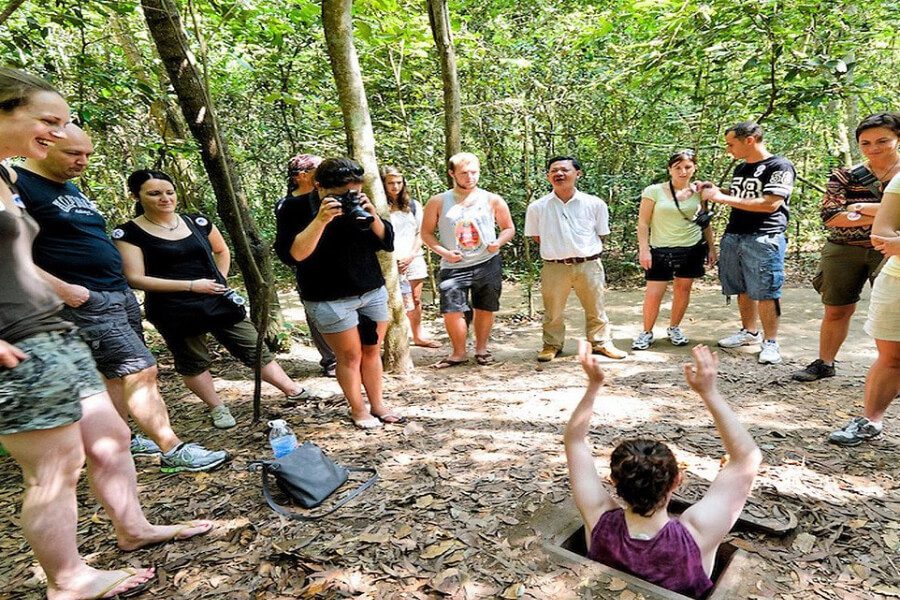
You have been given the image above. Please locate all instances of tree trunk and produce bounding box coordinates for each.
[0,0,25,27]
[141,0,284,418]
[112,15,201,212]
[427,0,461,181]
[322,0,412,373]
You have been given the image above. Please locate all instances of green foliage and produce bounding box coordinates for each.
[1,0,896,272]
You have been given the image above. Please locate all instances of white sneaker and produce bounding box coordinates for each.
[631,330,654,350]
[666,326,689,346]
[718,328,762,348]
[758,339,782,364]
[210,405,236,429]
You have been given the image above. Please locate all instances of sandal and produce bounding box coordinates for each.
[351,415,383,430]
[93,567,156,599]
[432,357,468,369]
[475,352,495,366]
[373,412,408,425]
[413,339,443,349]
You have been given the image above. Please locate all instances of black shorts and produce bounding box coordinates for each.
[438,255,502,313]
[645,241,707,282]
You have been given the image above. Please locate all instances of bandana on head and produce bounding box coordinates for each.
[288,154,323,176]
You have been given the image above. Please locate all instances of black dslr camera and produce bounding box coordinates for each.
[332,190,374,229]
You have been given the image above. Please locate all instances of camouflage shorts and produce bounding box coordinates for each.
[0,330,105,435]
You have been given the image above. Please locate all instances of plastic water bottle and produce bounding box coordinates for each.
[268,419,298,458]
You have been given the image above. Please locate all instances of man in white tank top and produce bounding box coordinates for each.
[422,153,515,367]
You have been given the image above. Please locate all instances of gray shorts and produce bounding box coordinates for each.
[303,286,389,335]
[60,289,156,379]
[438,254,502,313]
[0,330,105,435]
[718,232,786,300]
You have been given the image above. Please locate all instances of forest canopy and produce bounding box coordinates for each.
[2,0,897,269]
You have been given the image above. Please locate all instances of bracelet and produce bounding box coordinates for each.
[188,280,194,291]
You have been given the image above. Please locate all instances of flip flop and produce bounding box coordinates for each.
[352,415,383,430]
[475,352,495,366]
[372,412,408,425]
[120,520,213,552]
[413,339,443,348]
[433,357,468,369]
[93,567,155,599]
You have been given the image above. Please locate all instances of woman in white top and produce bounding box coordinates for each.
[829,172,900,445]
[382,166,441,348]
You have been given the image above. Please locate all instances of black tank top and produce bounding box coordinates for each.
[114,214,221,327]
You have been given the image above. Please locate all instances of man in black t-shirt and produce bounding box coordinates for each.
[17,124,227,473]
[701,121,796,365]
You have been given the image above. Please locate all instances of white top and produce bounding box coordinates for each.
[389,200,424,261]
[524,189,610,260]
[883,173,900,277]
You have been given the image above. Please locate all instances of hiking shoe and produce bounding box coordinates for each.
[718,328,762,348]
[210,405,236,429]
[758,339,782,364]
[828,417,883,447]
[286,388,311,401]
[130,435,162,457]
[323,364,337,378]
[792,359,836,382]
[631,331,655,350]
[160,443,229,473]
[537,345,561,362]
[666,326,689,346]
[592,342,628,360]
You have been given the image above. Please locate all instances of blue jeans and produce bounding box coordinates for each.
[719,232,786,300]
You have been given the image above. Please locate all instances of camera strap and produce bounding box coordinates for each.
[184,215,228,286]
[848,164,884,200]
[669,181,708,225]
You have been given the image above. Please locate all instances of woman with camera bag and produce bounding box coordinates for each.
[274,158,405,430]
[633,150,716,351]
[115,170,308,429]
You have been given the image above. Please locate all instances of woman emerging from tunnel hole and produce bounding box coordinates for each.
[565,342,761,598]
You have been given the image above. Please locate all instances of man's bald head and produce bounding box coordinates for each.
[27,122,94,183]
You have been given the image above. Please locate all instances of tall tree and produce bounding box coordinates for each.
[141,0,282,417]
[322,0,412,373]
[426,0,461,178]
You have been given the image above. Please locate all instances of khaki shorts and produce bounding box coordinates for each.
[812,241,885,306]
[864,271,900,342]
[0,330,105,435]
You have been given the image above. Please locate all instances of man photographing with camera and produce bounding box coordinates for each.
[275,158,405,430]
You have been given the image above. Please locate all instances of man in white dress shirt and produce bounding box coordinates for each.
[525,156,627,362]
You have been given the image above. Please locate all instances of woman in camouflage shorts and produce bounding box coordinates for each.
[0,69,211,599]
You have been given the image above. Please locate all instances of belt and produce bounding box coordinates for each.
[544,253,601,265]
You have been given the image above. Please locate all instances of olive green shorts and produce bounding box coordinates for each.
[161,319,274,376]
[812,241,884,306]
[0,330,105,435]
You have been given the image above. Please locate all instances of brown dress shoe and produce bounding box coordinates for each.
[537,345,561,362]
[591,342,628,360]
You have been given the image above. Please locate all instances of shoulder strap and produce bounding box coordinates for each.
[259,463,378,521]
[848,164,884,200]
[0,164,13,187]
[410,200,417,216]
[183,215,226,285]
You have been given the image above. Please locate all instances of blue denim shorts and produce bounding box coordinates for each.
[303,286,389,335]
[718,232,786,300]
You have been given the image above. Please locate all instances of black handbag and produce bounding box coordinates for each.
[250,442,378,520]
[670,181,713,230]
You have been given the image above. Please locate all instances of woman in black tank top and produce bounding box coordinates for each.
[115,170,309,430]
[0,68,156,599]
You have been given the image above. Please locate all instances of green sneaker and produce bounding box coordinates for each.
[160,442,228,473]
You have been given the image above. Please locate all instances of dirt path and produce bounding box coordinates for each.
[1,283,897,599]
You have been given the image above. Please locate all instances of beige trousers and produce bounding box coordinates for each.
[540,259,611,348]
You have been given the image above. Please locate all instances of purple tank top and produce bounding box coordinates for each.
[587,509,714,599]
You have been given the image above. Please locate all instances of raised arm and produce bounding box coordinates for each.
[680,345,762,563]
[702,185,785,213]
[565,341,619,534]
[288,196,342,262]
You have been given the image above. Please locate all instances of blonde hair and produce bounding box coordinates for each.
[448,152,480,173]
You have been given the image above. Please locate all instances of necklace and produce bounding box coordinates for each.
[143,214,180,231]
[869,154,900,181]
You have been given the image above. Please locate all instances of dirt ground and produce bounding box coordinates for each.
[1,281,898,599]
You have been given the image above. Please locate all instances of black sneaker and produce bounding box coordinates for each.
[792,359,835,382]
